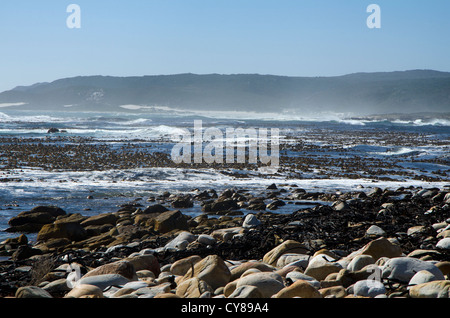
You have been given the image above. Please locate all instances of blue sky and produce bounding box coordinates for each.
[1,0,449,92]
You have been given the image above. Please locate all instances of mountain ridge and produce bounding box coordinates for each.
[1,70,449,115]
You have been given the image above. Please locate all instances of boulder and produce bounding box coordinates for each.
[126,254,160,277]
[37,222,87,242]
[202,198,239,213]
[262,240,308,267]
[8,212,55,227]
[409,270,441,286]
[211,227,245,242]
[409,280,450,298]
[382,257,445,283]
[242,214,261,228]
[151,210,188,234]
[7,208,65,233]
[76,274,130,290]
[176,277,213,298]
[285,271,320,288]
[273,279,322,298]
[359,237,403,261]
[436,238,450,250]
[170,255,202,276]
[30,206,66,217]
[304,254,342,281]
[171,195,193,209]
[143,204,169,214]
[181,255,231,290]
[230,261,276,281]
[82,260,137,280]
[15,286,53,298]
[197,234,216,246]
[236,272,284,298]
[64,284,104,298]
[80,213,118,227]
[319,286,347,298]
[347,255,375,272]
[365,225,386,237]
[228,285,263,298]
[353,279,386,297]
[11,245,42,261]
[164,231,197,249]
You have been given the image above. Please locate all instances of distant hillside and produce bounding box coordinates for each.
[1,70,449,115]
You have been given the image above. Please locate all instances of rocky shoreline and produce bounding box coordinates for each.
[1,184,450,298]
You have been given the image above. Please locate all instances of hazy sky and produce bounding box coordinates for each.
[1,0,449,92]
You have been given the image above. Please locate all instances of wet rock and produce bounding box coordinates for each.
[37,222,88,242]
[171,195,193,209]
[7,209,63,233]
[266,200,285,210]
[47,128,60,134]
[80,213,118,227]
[142,204,169,214]
[202,198,239,213]
[151,210,189,234]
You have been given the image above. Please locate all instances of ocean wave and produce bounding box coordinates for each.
[370,147,424,156]
[392,118,450,127]
[0,111,68,123]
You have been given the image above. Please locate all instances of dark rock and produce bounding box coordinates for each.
[8,212,55,227]
[143,204,169,214]
[267,200,286,210]
[80,213,118,227]
[37,222,88,242]
[47,128,59,134]
[171,195,193,209]
[151,210,189,234]
[12,245,42,261]
[202,198,239,213]
[30,206,66,217]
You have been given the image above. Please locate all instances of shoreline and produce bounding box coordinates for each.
[1,183,449,298]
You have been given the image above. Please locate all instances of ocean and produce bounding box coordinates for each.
[0,107,449,242]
